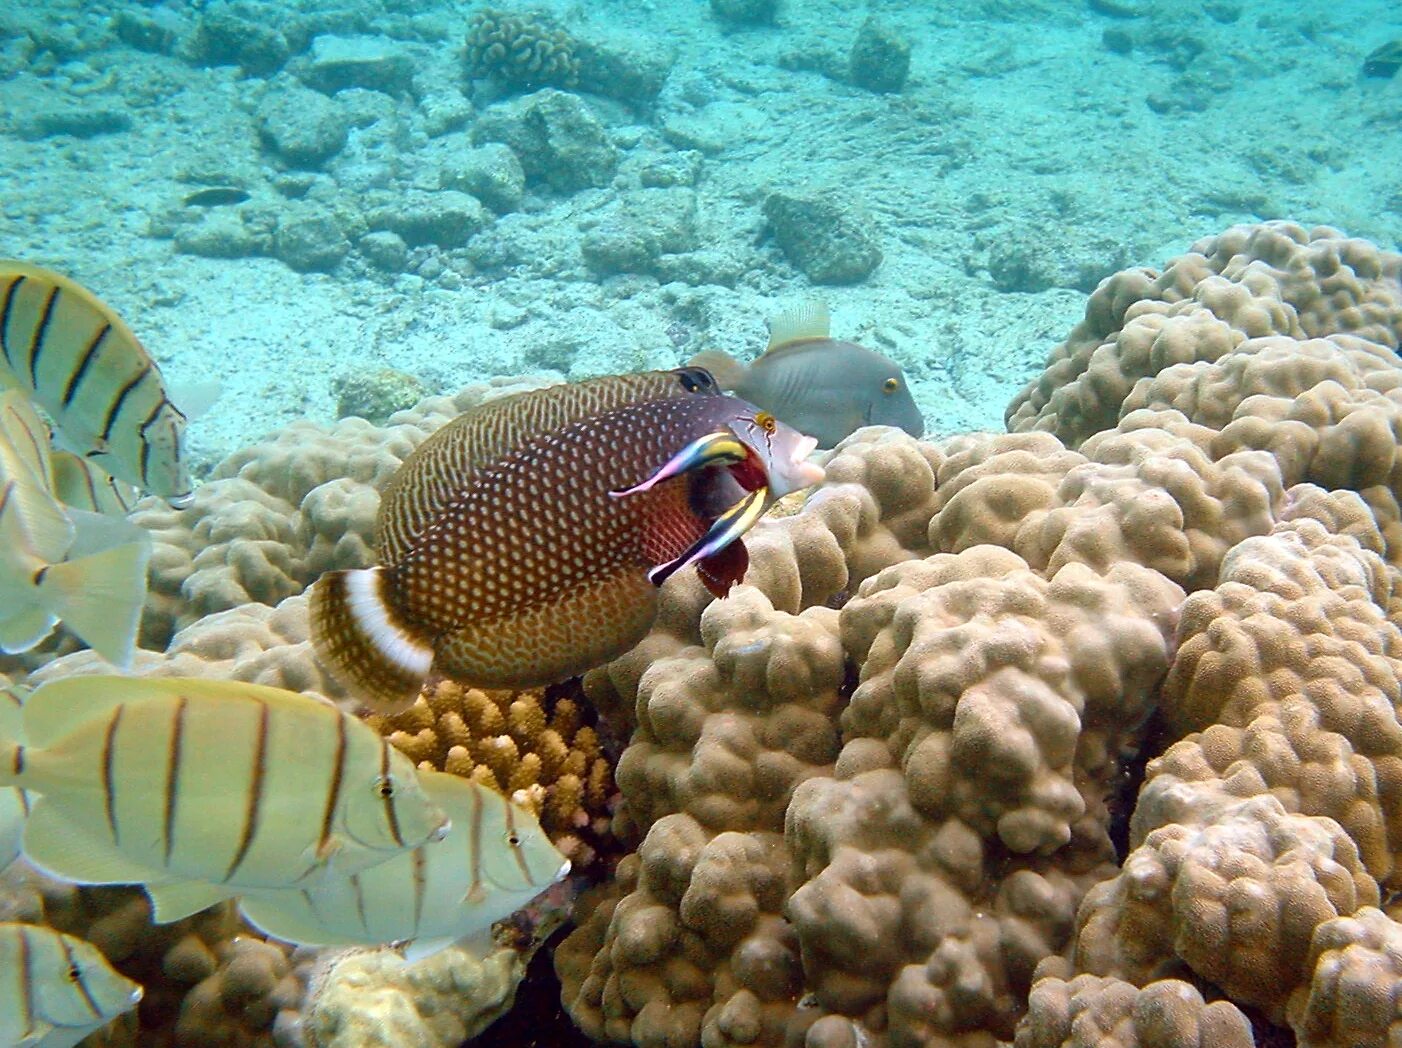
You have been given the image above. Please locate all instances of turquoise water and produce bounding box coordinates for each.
[2,1,1400,1045]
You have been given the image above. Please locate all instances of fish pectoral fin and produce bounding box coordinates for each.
[35,538,151,670]
[401,935,459,965]
[697,539,749,599]
[237,889,339,950]
[146,880,231,924]
[610,432,749,499]
[22,800,155,886]
[648,487,768,590]
[0,605,58,656]
[14,1021,58,1048]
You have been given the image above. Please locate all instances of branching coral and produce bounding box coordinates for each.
[365,681,615,866]
[465,7,580,90]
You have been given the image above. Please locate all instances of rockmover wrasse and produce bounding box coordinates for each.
[0,676,451,924]
[0,261,206,506]
[691,299,925,448]
[309,368,826,713]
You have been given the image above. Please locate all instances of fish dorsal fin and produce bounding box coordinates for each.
[377,370,717,566]
[766,300,831,353]
[146,880,231,924]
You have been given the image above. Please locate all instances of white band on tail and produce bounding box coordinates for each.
[343,569,433,677]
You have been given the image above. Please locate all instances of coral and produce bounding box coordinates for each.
[332,367,429,425]
[304,943,526,1047]
[1289,906,1402,1047]
[1007,222,1402,451]
[1014,970,1254,1048]
[464,7,580,90]
[848,17,911,93]
[365,680,615,866]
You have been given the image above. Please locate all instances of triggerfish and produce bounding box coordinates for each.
[239,769,568,960]
[0,921,143,1048]
[0,675,450,924]
[690,299,925,448]
[0,260,204,506]
[0,390,151,668]
[309,367,825,713]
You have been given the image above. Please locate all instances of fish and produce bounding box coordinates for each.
[0,675,451,924]
[0,683,27,872]
[689,299,925,448]
[309,367,825,713]
[0,390,151,668]
[0,260,197,506]
[48,451,140,517]
[182,187,251,207]
[0,921,142,1048]
[238,768,569,960]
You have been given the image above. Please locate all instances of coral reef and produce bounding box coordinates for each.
[465,7,580,91]
[366,681,616,867]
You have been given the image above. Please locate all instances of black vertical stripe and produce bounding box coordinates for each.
[61,322,110,408]
[223,701,270,883]
[162,697,188,865]
[55,934,102,1020]
[352,873,369,934]
[99,361,152,443]
[102,706,123,844]
[16,925,35,1037]
[468,785,483,901]
[379,740,404,847]
[503,799,534,885]
[26,284,60,388]
[410,847,427,934]
[0,275,24,370]
[135,397,175,489]
[317,713,348,859]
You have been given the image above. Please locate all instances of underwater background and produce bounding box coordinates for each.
[5,0,1402,1045]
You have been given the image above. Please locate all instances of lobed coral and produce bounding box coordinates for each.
[465,7,580,90]
[366,680,616,867]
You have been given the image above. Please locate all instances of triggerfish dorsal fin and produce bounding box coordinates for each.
[685,350,748,391]
[377,369,721,566]
[308,566,435,714]
[765,299,831,353]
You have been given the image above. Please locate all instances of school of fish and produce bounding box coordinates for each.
[0,261,874,1043]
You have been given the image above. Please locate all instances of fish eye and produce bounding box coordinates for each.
[66,964,82,982]
[374,776,395,799]
[676,366,717,393]
[883,377,900,394]
[506,832,521,847]
[755,412,778,434]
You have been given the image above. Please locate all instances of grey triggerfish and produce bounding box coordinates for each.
[689,300,925,448]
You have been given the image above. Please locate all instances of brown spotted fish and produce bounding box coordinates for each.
[309,368,825,713]
[691,299,925,448]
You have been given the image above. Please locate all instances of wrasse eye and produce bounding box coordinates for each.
[755,412,778,434]
[676,367,717,393]
[883,377,900,393]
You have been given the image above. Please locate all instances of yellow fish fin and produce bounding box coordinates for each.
[765,299,831,352]
[402,935,461,964]
[685,350,747,391]
[21,799,155,885]
[0,605,57,656]
[308,567,434,715]
[146,880,232,924]
[36,538,150,670]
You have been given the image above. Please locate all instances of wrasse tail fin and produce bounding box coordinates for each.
[309,567,433,714]
[37,539,151,669]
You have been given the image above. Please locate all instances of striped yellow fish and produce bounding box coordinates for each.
[0,676,451,924]
[310,368,825,712]
[49,450,140,516]
[0,921,142,1048]
[0,261,195,506]
[238,768,568,959]
[0,390,150,668]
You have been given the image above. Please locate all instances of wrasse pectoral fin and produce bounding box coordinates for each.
[648,487,768,590]
[609,431,749,498]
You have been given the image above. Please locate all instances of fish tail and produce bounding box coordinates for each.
[36,541,150,669]
[308,567,433,713]
[686,350,747,391]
